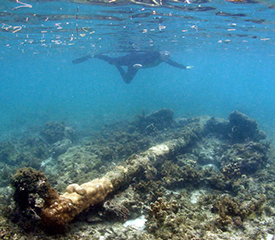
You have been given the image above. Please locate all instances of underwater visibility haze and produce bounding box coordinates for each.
[1,0,275,239]
[1,0,275,136]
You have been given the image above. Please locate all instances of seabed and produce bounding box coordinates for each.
[0,109,274,240]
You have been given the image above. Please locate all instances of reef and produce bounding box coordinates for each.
[204,110,266,143]
[40,121,66,144]
[0,109,274,239]
[10,167,59,230]
[146,197,180,238]
[228,111,266,143]
[102,199,130,222]
[220,141,269,179]
[0,120,78,189]
[133,108,174,134]
[212,194,266,229]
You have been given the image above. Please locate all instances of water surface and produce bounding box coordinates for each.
[1,0,275,138]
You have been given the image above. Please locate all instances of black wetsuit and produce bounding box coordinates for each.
[73,51,186,84]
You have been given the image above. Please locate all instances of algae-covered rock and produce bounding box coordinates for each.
[205,116,231,138]
[102,199,130,222]
[160,159,202,188]
[135,108,174,134]
[11,167,58,230]
[0,142,18,165]
[146,197,180,238]
[228,111,266,143]
[41,121,66,144]
[212,194,266,229]
[220,141,269,178]
[204,111,266,144]
[51,139,72,158]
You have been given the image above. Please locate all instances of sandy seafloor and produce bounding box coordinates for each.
[0,109,275,240]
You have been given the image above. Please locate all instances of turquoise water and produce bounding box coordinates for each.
[1,0,275,137]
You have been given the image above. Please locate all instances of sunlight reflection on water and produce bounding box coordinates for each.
[0,0,274,55]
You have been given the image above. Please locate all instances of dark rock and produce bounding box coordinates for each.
[228,111,266,143]
[220,141,270,178]
[135,108,174,134]
[51,139,72,158]
[40,121,66,144]
[205,117,231,137]
[10,167,58,230]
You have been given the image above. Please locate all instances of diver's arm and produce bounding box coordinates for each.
[115,65,138,84]
[164,58,187,69]
[72,55,93,64]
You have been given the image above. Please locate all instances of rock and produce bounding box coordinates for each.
[51,139,72,158]
[220,141,270,178]
[40,121,66,144]
[135,109,174,134]
[228,111,266,143]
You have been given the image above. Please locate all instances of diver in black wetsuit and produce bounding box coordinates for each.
[72,51,191,84]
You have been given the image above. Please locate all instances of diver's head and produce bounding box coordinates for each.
[160,50,171,61]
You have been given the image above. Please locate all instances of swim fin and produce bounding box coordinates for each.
[72,55,93,64]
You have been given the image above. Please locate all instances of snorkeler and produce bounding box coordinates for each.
[72,51,192,84]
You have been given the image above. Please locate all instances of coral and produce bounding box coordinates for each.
[25,136,49,159]
[15,151,42,169]
[41,121,66,144]
[64,126,78,142]
[0,142,17,165]
[147,197,179,236]
[0,137,50,187]
[204,116,231,138]
[134,180,166,202]
[41,177,113,227]
[145,196,206,240]
[11,167,58,230]
[51,139,72,158]
[220,141,269,179]
[204,111,266,144]
[212,194,266,229]
[89,129,150,163]
[205,171,232,190]
[194,136,225,166]
[20,134,202,228]
[4,109,273,240]
[134,109,174,134]
[12,167,57,208]
[102,199,130,221]
[148,197,179,222]
[228,111,266,143]
[160,160,202,188]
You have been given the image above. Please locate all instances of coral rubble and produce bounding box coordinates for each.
[0,109,274,240]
